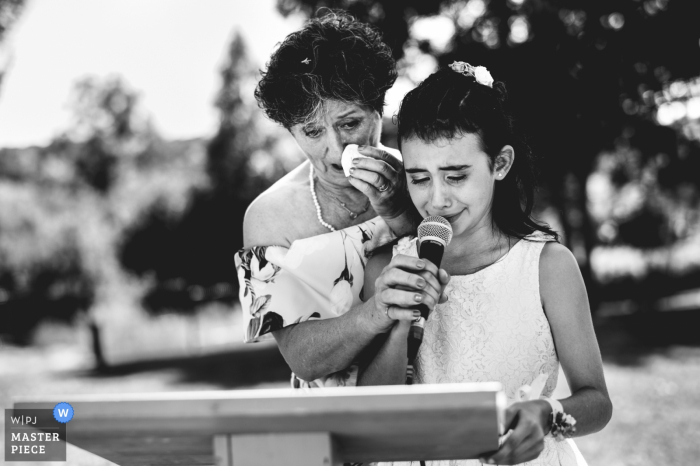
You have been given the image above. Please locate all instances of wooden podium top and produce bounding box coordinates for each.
[14,383,505,465]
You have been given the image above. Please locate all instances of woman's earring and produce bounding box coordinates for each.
[497,172,504,178]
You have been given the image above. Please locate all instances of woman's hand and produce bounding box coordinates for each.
[480,400,551,465]
[368,254,449,334]
[347,145,408,221]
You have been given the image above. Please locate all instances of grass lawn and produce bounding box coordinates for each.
[2,308,700,465]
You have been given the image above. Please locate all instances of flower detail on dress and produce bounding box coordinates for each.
[238,246,282,297]
[245,294,272,342]
[250,248,281,284]
[284,234,330,269]
[330,249,354,315]
[330,279,353,315]
[448,61,494,88]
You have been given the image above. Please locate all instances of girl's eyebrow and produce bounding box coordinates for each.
[406,165,471,173]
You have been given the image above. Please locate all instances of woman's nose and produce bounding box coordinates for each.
[328,130,346,161]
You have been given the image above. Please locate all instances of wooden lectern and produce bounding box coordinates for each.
[13,383,505,466]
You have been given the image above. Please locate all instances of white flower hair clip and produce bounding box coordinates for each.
[449,61,494,88]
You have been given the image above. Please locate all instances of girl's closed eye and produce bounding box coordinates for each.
[410,177,430,185]
[411,174,468,185]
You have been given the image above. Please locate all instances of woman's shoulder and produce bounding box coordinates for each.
[244,162,311,248]
[393,235,418,257]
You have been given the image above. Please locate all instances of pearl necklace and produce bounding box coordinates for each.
[309,165,336,232]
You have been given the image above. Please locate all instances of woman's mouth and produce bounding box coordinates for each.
[331,163,343,172]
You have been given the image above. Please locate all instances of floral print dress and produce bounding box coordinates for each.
[234,216,397,388]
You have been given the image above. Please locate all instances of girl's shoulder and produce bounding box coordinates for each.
[522,229,558,243]
[537,241,582,303]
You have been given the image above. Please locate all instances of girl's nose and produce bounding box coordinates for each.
[430,182,452,211]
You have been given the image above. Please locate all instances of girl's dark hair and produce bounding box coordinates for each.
[255,11,397,129]
[397,67,558,241]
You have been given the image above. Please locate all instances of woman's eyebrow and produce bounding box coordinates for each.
[335,109,360,119]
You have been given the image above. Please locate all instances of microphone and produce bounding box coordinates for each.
[407,216,453,384]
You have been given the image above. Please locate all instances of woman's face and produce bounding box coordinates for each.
[289,100,381,186]
[402,133,499,239]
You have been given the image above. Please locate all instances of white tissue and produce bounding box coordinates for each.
[341,144,371,177]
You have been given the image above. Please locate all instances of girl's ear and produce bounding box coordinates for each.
[494,145,515,180]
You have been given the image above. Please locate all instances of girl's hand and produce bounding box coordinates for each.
[480,400,551,465]
[370,254,449,332]
[347,145,408,221]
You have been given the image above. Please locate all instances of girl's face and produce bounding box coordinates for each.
[289,100,382,187]
[402,134,504,238]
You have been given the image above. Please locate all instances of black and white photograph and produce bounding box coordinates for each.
[1,0,699,465]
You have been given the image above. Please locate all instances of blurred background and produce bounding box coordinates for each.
[0,0,699,464]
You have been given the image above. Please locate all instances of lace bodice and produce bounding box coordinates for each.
[379,233,586,466]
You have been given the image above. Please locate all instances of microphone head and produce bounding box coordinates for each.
[417,216,453,247]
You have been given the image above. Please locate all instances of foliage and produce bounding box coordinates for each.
[117,32,302,314]
[0,75,208,343]
[280,0,700,300]
[0,0,25,93]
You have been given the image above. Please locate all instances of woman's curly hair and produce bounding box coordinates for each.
[255,11,397,128]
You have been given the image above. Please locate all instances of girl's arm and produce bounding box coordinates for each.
[540,242,613,436]
[485,242,613,464]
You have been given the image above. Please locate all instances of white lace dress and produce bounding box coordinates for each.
[381,233,586,466]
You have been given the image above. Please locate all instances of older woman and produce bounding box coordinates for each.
[235,12,447,388]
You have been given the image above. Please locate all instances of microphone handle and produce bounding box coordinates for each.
[416,239,445,319]
[406,239,445,384]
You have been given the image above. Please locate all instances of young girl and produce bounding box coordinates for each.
[356,63,612,465]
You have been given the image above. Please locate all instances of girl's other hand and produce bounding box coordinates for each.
[480,400,551,465]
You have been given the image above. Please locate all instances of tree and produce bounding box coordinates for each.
[118,32,301,314]
[277,0,700,306]
[0,0,26,94]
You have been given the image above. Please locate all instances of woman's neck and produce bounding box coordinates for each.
[314,174,370,211]
[311,167,375,229]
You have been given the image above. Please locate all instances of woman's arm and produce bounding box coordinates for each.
[275,250,445,382]
[356,249,449,386]
[485,242,612,465]
[271,298,395,382]
[356,320,410,385]
[356,250,408,386]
